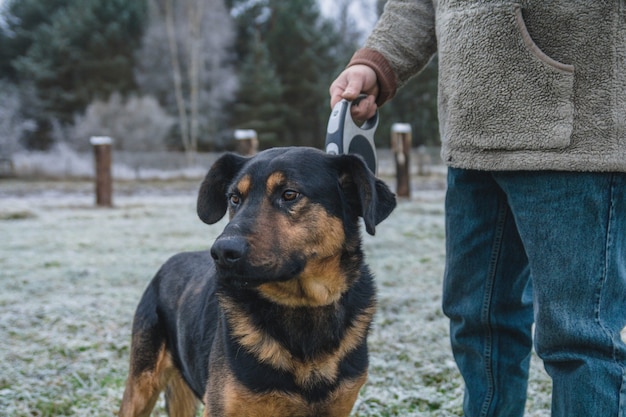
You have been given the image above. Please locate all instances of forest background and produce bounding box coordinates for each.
[0,0,439,162]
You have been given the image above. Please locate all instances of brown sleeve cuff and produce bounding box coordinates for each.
[348,48,398,106]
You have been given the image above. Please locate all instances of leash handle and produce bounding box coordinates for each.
[325,95,378,173]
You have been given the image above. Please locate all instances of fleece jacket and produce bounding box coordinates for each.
[349,0,626,172]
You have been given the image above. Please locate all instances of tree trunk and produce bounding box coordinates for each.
[187,0,203,158]
[164,0,193,159]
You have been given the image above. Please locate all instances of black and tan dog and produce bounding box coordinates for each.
[118,147,396,417]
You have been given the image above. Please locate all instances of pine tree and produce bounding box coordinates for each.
[231,31,286,148]
[230,0,342,148]
[1,0,147,148]
[0,0,69,81]
[12,0,147,122]
[264,0,341,147]
[0,0,72,148]
[379,57,440,146]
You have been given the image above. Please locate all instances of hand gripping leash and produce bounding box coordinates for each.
[325,95,379,173]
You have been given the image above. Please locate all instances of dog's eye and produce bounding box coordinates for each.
[282,190,300,202]
[228,194,241,206]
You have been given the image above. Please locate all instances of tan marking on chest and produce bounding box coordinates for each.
[220,296,375,388]
[212,371,367,417]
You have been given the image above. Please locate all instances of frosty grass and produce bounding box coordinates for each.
[0,179,551,416]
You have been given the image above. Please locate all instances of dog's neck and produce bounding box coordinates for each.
[217,279,375,390]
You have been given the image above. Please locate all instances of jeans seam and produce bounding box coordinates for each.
[606,174,626,417]
[479,194,508,417]
[599,174,620,363]
[600,174,626,417]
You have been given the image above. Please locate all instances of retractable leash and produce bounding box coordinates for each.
[325,95,379,174]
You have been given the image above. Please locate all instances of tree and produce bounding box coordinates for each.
[69,92,173,152]
[21,0,146,119]
[0,80,36,156]
[379,57,440,146]
[0,0,148,149]
[230,31,286,148]
[0,0,72,149]
[135,0,237,153]
[334,0,364,61]
[230,0,342,148]
[228,0,268,64]
[266,0,341,147]
[0,0,69,81]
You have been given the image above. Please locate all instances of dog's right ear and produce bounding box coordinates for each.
[197,153,248,224]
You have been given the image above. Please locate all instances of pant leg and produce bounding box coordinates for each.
[443,168,534,417]
[495,171,626,417]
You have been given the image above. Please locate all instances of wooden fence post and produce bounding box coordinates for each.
[234,129,259,156]
[90,136,113,207]
[391,123,412,198]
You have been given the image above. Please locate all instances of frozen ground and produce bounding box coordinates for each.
[0,176,551,416]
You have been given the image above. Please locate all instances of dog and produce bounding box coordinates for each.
[118,147,396,417]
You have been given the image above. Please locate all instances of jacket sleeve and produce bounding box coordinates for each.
[348,0,437,106]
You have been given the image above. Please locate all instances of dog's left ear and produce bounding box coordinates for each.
[336,154,396,235]
[197,153,248,224]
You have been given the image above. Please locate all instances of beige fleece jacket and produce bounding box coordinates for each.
[350,0,626,172]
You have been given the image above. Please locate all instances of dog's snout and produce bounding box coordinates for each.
[211,236,247,268]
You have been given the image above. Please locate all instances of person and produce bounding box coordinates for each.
[329,2,626,417]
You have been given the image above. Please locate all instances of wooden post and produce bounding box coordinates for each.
[90,136,113,207]
[234,129,259,156]
[391,123,412,198]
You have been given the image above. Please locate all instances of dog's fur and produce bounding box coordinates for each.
[118,147,396,417]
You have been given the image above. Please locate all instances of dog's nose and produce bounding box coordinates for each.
[211,236,247,268]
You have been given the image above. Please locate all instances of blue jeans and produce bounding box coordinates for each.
[442,168,626,417]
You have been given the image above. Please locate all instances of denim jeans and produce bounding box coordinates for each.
[442,168,626,417]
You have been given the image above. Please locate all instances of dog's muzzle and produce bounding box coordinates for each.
[211,233,306,286]
[211,236,248,269]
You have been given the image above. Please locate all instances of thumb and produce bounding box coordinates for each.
[341,79,366,101]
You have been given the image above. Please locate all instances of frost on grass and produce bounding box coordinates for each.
[0,180,551,416]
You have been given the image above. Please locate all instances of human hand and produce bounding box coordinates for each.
[329,64,379,121]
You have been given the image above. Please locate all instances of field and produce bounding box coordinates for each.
[0,177,552,416]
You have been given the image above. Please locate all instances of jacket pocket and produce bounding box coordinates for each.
[437,4,575,151]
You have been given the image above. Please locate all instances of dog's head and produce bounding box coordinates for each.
[197,147,396,306]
